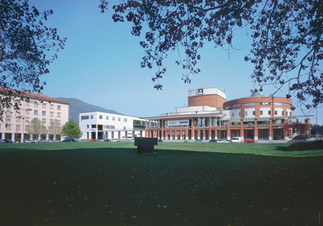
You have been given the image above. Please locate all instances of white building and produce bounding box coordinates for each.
[0,89,70,142]
[79,111,146,140]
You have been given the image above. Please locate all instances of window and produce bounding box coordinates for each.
[225,106,231,109]
[253,111,255,115]
[118,118,121,121]
[87,125,89,128]
[25,117,30,122]
[245,103,255,106]
[91,115,93,119]
[286,103,291,107]
[6,124,11,130]
[34,102,38,107]
[282,111,284,115]
[81,115,89,120]
[57,105,61,110]
[99,115,102,119]
[26,101,30,106]
[50,104,54,109]
[106,125,115,129]
[42,111,46,116]
[233,104,241,108]
[42,118,46,124]
[57,112,61,118]
[91,124,96,128]
[268,111,271,115]
[260,102,270,105]
[34,110,38,115]
[260,111,263,115]
[50,119,53,123]
[16,117,21,122]
[238,112,241,117]
[106,116,109,120]
[16,125,21,131]
[286,111,289,116]
[275,111,277,115]
[50,112,54,117]
[275,102,283,105]
[245,111,248,116]
[232,113,234,117]
[124,118,127,122]
[26,109,30,114]
[112,117,115,121]
[42,103,46,108]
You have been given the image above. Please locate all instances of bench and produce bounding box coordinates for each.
[134,137,158,154]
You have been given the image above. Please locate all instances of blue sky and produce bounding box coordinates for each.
[28,0,322,125]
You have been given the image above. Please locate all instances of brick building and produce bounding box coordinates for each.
[145,88,311,141]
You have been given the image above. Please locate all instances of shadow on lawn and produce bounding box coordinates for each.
[276,140,323,151]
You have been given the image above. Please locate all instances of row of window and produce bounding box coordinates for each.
[232,110,290,117]
[1,119,61,130]
[18,101,62,110]
[81,115,128,122]
[227,102,291,109]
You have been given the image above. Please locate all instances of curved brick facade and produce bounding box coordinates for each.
[223,96,293,118]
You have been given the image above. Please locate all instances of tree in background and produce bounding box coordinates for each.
[61,119,82,139]
[100,0,323,109]
[48,118,61,140]
[0,0,66,119]
[27,118,47,140]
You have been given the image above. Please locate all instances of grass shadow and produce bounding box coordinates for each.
[276,140,323,151]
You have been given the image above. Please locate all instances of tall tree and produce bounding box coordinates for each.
[48,118,61,140]
[100,0,323,109]
[27,118,46,140]
[61,119,82,139]
[0,0,66,118]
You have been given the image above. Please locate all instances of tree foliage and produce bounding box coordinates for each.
[27,118,47,138]
[0,0,66,115]
[48,118,61,138]
[100,0,323,108]
[61,119,82,139]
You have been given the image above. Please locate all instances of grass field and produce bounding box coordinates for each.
[0,142,323,225]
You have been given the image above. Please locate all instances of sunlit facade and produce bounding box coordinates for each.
[0,89,69,142]
[79,111,146,140]
[145,88,312,141]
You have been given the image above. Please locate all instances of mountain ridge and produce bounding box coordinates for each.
[55,97,121,123]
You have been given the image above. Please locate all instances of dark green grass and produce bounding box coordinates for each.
[1,141,323,157]
[0,142,322,225]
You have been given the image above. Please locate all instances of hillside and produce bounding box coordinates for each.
[55,97,121,123]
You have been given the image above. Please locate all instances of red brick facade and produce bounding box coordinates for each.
[188,95,226,108]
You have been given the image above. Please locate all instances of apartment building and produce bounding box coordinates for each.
[0,89,70,142]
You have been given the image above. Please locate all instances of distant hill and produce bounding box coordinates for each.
[56,97,121,123]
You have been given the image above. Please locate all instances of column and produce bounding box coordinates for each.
[12,133,15,143]
[227,122,231,140]
[254,120,258,141]
[191,118,195,140]
[46,134,49,141]
[2,132,5,140]
[269,120,273,140]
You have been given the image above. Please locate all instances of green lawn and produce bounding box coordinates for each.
[0,142,322,225]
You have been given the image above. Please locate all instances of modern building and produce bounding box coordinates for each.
[0,89,70,142]
[79,111,146,140]
[144,88,312,141]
